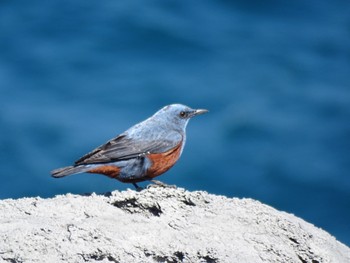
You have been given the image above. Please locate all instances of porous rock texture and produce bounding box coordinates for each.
[0,187,349,263]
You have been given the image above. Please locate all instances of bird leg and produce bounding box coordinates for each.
[132,183,144,192]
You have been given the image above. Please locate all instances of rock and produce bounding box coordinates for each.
[0,187,349,263]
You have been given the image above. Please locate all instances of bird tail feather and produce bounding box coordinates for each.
[51,165,92,178]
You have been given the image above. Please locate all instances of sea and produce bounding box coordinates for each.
[1,0,350,246]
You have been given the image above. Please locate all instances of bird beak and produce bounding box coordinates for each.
[190,108,209,117]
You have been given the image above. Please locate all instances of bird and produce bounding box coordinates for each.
[51,104,208,190]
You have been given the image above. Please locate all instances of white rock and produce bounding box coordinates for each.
[0,187,349,262]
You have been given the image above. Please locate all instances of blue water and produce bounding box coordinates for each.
[1,0,350,246]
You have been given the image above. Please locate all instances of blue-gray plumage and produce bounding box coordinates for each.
[51,104,208,190]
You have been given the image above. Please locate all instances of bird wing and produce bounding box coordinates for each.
[74,132,182,165]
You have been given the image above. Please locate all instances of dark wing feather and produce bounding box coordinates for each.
[74,134,180,165]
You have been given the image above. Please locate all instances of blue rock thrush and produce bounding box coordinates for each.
[51,104,208,190]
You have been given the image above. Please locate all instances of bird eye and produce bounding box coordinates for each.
[179,111,186,118]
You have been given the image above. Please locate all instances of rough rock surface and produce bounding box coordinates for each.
[0,187,349,263]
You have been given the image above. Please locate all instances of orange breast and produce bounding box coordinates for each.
[147,142,182,178]
[88,165,120,178]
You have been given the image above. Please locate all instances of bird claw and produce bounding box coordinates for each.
[132,180,176,192]
[148,180,177,189]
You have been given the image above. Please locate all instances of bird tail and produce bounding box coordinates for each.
[51,165,92,178]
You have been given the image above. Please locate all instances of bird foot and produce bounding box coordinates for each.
[148,180,176,189]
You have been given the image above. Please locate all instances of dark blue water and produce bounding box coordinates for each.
[1,0,350,245]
